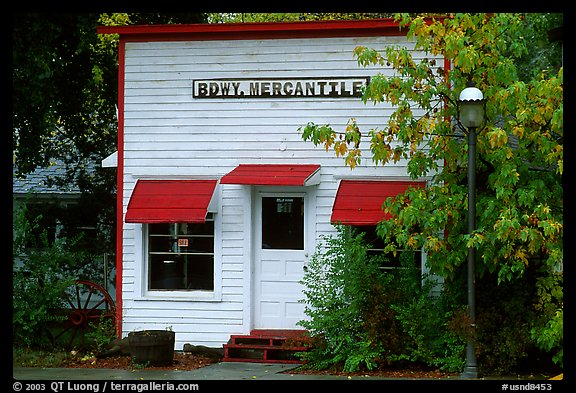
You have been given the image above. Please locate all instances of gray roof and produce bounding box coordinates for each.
[13,160,81,196]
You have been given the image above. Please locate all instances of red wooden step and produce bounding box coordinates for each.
[249,329,307,338]
[223,329,311,364]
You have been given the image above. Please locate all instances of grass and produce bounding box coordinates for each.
[13,347,71,368]
[13,316,118,369]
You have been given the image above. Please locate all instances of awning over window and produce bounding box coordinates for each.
[125,179,217,223]
[220,164,321,186]
[331,180,426,225]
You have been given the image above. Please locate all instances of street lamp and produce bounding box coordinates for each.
[458,83,485,379]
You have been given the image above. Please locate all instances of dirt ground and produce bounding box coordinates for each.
[62,351,460,379]
[63,351,219,371]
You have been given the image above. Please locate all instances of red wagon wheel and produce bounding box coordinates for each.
[50,279,116,350]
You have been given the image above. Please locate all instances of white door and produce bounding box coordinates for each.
[253,191,311,329]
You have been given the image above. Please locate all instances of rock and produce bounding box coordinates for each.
[182,343,224,360]
[97,337,131,358]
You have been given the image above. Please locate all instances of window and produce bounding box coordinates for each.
[354,225,421,270]
[15,201,104,255]
[261,196,304,250]
[147,214,214,291]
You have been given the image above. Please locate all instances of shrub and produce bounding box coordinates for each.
[13,205,92,349]
[85,315,117,355]
[298,225,561,375]
[390,270,466,372]
[13,241,76,348]
[297,226,388,371]
[530,272,563,367]
[473,268,561,375]
[298,226,467,373]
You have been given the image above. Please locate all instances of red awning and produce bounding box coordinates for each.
[331,180,426,225]
[220,164,321,186]
[125,179,217,223]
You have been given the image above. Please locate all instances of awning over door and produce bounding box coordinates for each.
[125,179,217,223]
[220,164,321,186]
[331,180,426,225]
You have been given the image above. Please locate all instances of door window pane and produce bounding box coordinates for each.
[262,197,304,250]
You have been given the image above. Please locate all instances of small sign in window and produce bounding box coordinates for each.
[177,238,189,247]
[276,198,294,213]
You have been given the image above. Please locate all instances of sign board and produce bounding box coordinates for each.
[193,77,370,99]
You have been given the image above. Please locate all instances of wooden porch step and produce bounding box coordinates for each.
[248,329,308,338]
[222,329,310,364]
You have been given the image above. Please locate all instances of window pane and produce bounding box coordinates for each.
[185,254,214,290]
[149,255,186,289]
[353,225,420,270]
[355,225,385,251]
[262,197,304,250]
[148,221,214,291]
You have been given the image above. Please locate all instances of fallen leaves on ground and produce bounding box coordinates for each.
[287,364,459,379]
[63,351,459,378]
[62,351,219,371]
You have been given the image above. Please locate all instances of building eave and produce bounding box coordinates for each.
[96,18,413,42]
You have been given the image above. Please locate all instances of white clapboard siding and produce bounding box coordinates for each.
[120,33,441,348]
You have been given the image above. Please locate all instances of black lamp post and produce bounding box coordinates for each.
[458,84,485,379]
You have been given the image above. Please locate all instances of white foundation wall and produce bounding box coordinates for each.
[120,35,441,349]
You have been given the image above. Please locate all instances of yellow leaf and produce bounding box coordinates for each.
[515,248,528,265]
[513,126,524,139]
[488,128,507,148]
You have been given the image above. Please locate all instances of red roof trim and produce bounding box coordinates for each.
[115,39,126,335]
[220,164,321,186]
[97,19,406,42]
[331,180,426,225]
[125,179,217,224]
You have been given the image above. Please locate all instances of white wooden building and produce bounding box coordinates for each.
[99,19,444,351]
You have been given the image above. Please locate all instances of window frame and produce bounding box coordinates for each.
[147,214,215,292]
[137,213,222,302]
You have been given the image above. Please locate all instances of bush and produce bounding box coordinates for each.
[85,315,117,355]
[530,272,563,367]
[13,205,92,349]
[530,308,563,367]
[13,241,76,348]
[473,268,562,375]
[297,226,389,371]
[390,269,466,372]
[298,226,465,372]
[297,225,562,375]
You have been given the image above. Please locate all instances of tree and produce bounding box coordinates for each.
[12,13,117,175]
[13,12,207,178]
[207,12,394,23]
[300,13,562,366]
[12,13,208,255]
[12,12,207,349]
